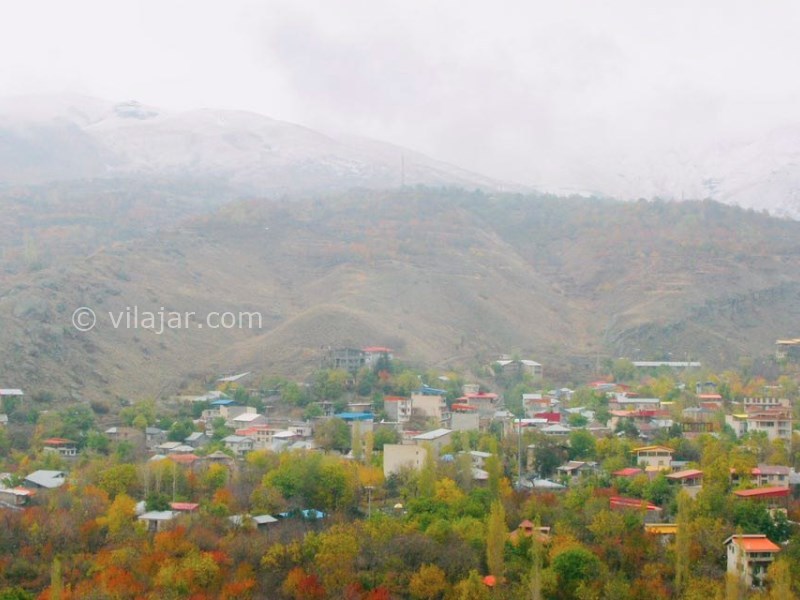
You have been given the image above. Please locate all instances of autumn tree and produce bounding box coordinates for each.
[409,564,448,600]
[486,500,506,582]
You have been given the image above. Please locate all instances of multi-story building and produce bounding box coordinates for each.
[725,535,781,588]
[633,445,674,471]
[747,409,792,442]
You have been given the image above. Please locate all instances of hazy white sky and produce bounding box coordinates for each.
[3,0,800,189]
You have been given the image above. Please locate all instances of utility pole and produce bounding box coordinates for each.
[365,485,374,518]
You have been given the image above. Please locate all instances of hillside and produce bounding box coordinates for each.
[1,189,799,401]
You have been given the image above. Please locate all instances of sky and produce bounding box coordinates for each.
[2,0,800,192]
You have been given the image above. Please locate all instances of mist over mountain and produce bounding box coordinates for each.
[0,94,504,193]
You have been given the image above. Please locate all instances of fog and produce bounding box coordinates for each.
[2,0,800,194]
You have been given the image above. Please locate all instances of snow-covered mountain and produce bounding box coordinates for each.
[0,94,505,193]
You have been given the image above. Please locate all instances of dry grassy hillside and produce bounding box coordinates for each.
[1,188,799,401]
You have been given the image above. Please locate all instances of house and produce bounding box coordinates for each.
[508,520,551,544]
[138,510,179,532]
[383,444,427,477]
[557,461,598,480]
[725,414,749,437]
[633,446,674,471]
[609,496,663,523]
[466,450,493,469]
[384,396,412,423]
[752,465,792,488]
[733,486,790,509]
[363,346,393,367]
[230,412,267,428]
[0,414,8,426]
[743,397,790,411]
[458,392,500,417]
[666,470,703,497]
[410,392,449,423]
[229,514,278,529]
[24,470,67,489]
[222,435,254,457]
[609,396,662,411]
[0,486,34,507]
[170,502,199,513]
[145,427,167,450]
[184,432,209,449]
[725,534,781,588]
[644,523,678,538]
[42,438,77,457]
[450,407,480,432]
[541,424,571,436]
[412,428,452,453]
[324,347,365,372]
[746,410,792,442]
[105,426,145,448]
[493,359,543,379]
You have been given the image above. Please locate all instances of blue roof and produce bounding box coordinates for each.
[417,385,447,395]
[336,412,374,421]
[210,399,236,406]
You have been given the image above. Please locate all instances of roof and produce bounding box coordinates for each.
[42,438,75,445]
[336,412,374,421]
[633,445,674,454]
[167,453,200,464]
[139,511,178,521]
[0,389,23,396]
[363,346,392,353]
[24,470,67,489]
[223,435,253,443]
[734,486,790,499]
[185,432,206,441]
[216,371,251,383]
[383,396,407,402]
[451,403,478,411]
[170,502,199,511]
[725,535,781,553]
[610,496,661,511]
[645,524,678,535]
[612,467,643,477]
[666,469,704,480]
[232,412,263,422]
[753,465,791,476]
[413,428,452,441]
[541,424,571,433]
[210,399,236,406]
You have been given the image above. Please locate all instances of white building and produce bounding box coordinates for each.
[725,534,781,588]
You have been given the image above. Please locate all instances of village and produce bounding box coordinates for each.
[0,345,799,599]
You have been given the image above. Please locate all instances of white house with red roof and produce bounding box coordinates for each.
[363,346,393,367]
[725,534,781,588]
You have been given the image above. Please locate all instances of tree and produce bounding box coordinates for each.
[550,546,601,598]
[454,570,489,600]
[674,490,692,596]
[568,430,596,460]
[418,445,437,499]
[486,500,506,581]
[314,418,351,453]
[352,422,363,462]
[409,564,448,600]
[767,558,796,600]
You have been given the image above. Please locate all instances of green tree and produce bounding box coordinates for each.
[550,546,601,598]
[454,570,489,600]
[674,490,692,595]
[568,429,596,460]
[314,417,351,452]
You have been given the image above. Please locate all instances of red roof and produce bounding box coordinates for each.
[533,412,561,423]
[697,394,722,400]
[666,469,703,480]
[451,403,478,412]
[465,392,499,400]
[43,438,74,445]
[168,453,200,464]
[610,496,661,512]
[170,502,200,512]
[613,467,643,477]
[383,396,406,402]
[727,535,781,552]
[734,486,790,499]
